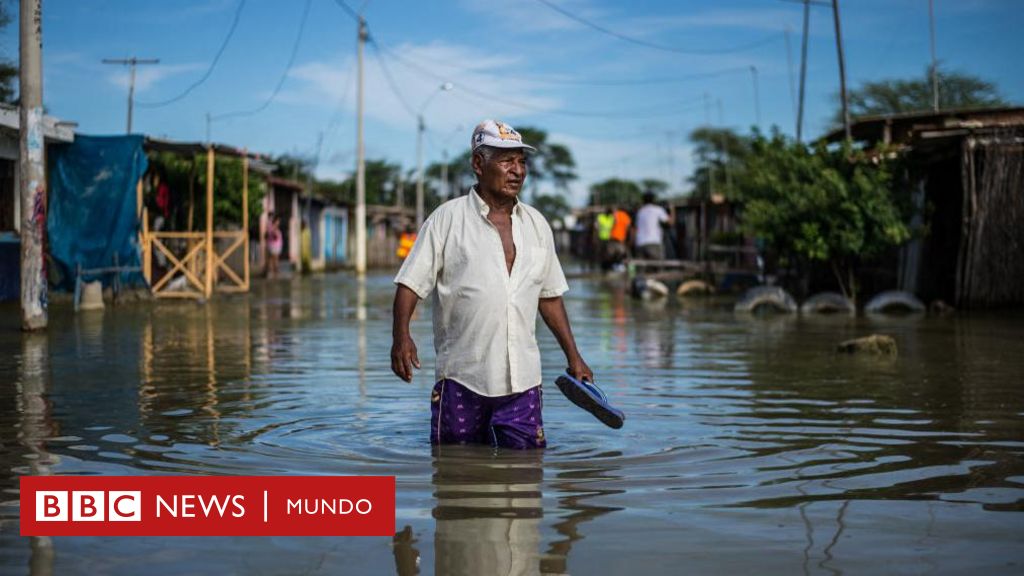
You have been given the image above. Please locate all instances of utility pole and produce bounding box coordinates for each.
[20,0,46,331]
[831,0,851,141]
[749,65,761,129]
[928,0,939,112]
[797,0,810,142]
[415,114,425,227]
[354,17,367,275]
[102,57,159,134]
[785,26,798,133]
[440,149,449,201]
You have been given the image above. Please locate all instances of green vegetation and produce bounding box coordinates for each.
[147,151,266,230]
[838,66,1008,123]
[734,132,911,302]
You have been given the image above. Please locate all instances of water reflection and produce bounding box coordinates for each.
[18,334,56,576]
[427,446,544,576]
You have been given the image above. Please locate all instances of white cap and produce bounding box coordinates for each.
[471,119,537,152]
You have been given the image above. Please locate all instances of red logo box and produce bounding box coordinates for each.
[21,476,395,536]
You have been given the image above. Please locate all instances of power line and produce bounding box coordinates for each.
[534,0,781,56]
[368,39,418,119]
[376,45,750,87]
[376,42,707,119]
[210,0,313,122]
[136,0,247,108]
[329,0,360,23]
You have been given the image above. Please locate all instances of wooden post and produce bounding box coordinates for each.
[242,150,249,290]
[205,146,214,297]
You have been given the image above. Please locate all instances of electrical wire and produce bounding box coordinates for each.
[330,0,361,23]
[210,0,313,122]
[136,0,247,108]
[369,39,418,119]
[375,41,707,119]
[378,45,750,87]
[534,0,781,56]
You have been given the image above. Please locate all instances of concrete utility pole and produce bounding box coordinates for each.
[354,17,367,275]
[102,57,159,134]
[785,26,798,132]
[797,0,810,142]
[415,82,452,228]
[929,0,939,112]
[749,65,761,129]
[831,0,852,141]
[20,0,46,331]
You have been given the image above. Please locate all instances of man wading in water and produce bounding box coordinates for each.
[390,120,593,449]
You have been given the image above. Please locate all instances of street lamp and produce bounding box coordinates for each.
[416,82,453,227]
[440,124,464,200]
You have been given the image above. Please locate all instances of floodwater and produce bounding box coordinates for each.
[1,270,1022,575]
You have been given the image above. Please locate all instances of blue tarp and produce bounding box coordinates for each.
[47,135,148,291]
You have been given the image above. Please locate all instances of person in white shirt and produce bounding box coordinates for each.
[634,192,670,260]
[391,120,592,449]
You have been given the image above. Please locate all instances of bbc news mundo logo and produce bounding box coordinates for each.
[21,476,395,537]
[36,491,142,522]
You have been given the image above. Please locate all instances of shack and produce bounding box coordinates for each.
[824,107,1024,308]
[0,104,75,301]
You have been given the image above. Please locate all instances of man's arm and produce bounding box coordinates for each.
[538,296,594,382]
[391,284,421,382]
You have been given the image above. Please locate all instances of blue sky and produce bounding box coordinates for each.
[2,0,1021,205]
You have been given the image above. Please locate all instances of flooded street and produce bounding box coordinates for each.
[2,270,1023,575]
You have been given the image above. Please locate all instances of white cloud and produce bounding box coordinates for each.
[108,63,205,92]
[458,0,607,33]
[286,41,562,133]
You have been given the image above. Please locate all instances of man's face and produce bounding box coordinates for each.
[474,148,527,200]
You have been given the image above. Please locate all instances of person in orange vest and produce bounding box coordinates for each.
[396,226,417,260]
[607,206,631,270]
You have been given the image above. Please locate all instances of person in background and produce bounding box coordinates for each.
[266,213,282,279]
[608,205,631,271]
[300,219,312,274]
[595,207,615,271]
[634,192,670,261]
[396,225,417,260]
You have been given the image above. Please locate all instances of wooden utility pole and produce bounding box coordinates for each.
[20,0,46,331]
[354,17,367,275]
[102,57,159,134]
[831,0,851,141]
[797,0,810,143]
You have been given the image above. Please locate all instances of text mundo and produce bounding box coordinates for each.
[21,476,395,536]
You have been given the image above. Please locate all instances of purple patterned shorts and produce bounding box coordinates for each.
[430,379,546,449]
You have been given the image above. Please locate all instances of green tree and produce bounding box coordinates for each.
[516,126,577,195]
[735,132,911,302]
[640,178,669,196]
[687,127,750,200]
[838,66,1008,123]
[588,178,643,208]
[322,159,424,208]
[532,193,570,226]
[0,2,16,103]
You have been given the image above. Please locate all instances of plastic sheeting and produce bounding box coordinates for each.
[47,135,148,291]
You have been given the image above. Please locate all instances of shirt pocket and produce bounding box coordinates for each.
[524,242,547,284]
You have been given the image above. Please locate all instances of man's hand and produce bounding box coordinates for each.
[567,355,594,383]
[391,334,420,383]
[392,284,422,383]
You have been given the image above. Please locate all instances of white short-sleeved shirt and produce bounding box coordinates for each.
[635,203,670,247]
[394,188,569,397]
